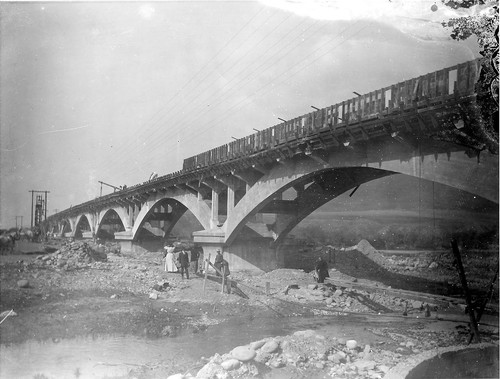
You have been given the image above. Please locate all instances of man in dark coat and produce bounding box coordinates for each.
[315,256,329,283]
[190,246,200,274]
[178,249,190,279]
[214,249,223,277]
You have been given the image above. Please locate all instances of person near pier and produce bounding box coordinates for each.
[315,256,329,283]
[177,248,190,279]
[164,244,176,272]
[214,249,223,276]
[190,245,200,274]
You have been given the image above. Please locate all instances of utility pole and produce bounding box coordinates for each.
[28,190,50,228]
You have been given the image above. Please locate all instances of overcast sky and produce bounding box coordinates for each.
[0,0,485,228]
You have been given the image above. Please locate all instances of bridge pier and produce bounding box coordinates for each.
[193,229,283,273]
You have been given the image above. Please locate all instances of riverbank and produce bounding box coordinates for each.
[0,239,498,378]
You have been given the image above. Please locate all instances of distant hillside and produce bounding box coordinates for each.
[317,173,498,215]
[168,172,498,248]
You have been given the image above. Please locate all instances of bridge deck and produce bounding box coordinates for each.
[50,59,484,219]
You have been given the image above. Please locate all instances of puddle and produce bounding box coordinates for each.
[0,313,394,379]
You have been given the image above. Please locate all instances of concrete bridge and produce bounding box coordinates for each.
[46,59,498,271]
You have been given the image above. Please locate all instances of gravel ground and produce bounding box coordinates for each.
[0,239,498,379]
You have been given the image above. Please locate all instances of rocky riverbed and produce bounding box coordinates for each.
[0,239,498,379]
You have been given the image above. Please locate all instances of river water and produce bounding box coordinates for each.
[0,312,405,379]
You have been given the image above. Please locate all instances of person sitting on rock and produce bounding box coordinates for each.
[315,256,329,283]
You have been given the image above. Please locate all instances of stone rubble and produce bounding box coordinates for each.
[167,330,408,379]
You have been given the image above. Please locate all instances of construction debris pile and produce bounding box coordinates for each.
[234,269,441,316]
[281,283,431,315]
[32,241,114,270]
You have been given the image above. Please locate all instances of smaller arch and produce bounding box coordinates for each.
[96,209,126,240]
[74,214,91,238]
[130,191,212,241]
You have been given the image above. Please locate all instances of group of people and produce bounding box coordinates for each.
[161,242,329,284]
[162,244,232,280]
[163,244,202,279]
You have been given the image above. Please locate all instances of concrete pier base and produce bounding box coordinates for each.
[193,229,283,272]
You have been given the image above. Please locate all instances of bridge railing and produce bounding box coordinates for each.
[183,59,480,171]
[48,59,481,220]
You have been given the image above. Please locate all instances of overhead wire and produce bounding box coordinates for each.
[120,20,356,176]
[121,22,369,182]
[102,19,370,184]
[100,12,316,180]
[98,7,277,176]
[136,21,370,167]
[117,19,331,180]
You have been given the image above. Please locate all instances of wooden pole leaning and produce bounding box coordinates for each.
[451,239,481,343]
[221,266,226,294]
[203,253,210,294]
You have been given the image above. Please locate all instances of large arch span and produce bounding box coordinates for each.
[224,148,498,246]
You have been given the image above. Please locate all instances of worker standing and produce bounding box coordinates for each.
[214,249,223,276]
[178,248,190,279]
[190,245,200,274]
[315,256,329,283]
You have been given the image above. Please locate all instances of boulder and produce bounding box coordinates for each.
[346,340,357,349]
[249,340,266,350]
[230,346,256,362]
[269,358,285,368]
[293,330,316,338]
[196,362,229,379]
[17,279,30,288]
[261,340,279,353]
[221,359,240,371]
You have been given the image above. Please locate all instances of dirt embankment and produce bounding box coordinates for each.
[0,239,498,379]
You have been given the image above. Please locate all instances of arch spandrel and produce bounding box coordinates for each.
[224,148,498,246]
[98,207,131,231]
[129,190,212,240]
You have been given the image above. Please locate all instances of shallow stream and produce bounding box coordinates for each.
[1,313,401,379]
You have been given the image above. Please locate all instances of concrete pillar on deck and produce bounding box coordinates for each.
[129,204,134,227]
[227,184,235,215]
[210,189,219,228]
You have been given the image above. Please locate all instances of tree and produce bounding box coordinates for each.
[440,0,499,153]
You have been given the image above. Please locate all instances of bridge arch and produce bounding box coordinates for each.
[130,190,212,241]
[74,214,92,238]
[224,149,498,246]
[96,208,127,240]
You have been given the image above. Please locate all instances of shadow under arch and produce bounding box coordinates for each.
[226,163,498,249]
[74,214,91,239]
[225,166,395,246]
[133,197,205,243]
[96,209,125,240]
[60,219,72,236]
